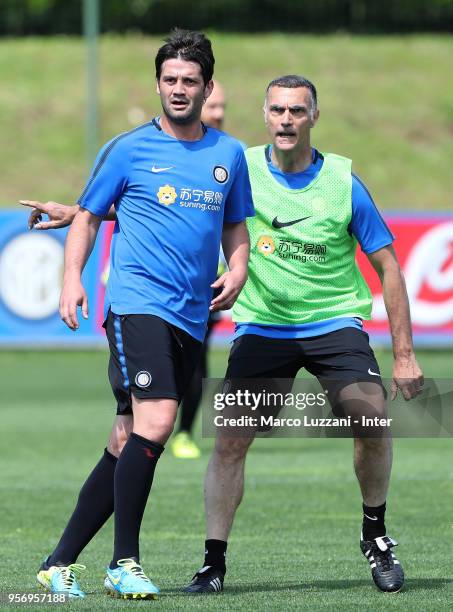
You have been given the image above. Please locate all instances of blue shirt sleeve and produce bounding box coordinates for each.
[78,135,131,216]
[350,173,394,253]
[223,145,255,222]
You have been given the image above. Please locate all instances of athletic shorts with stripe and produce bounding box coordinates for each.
[225,327,386,420]
[104,311,202,415]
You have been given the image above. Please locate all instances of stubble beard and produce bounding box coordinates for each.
[161,97,204,126]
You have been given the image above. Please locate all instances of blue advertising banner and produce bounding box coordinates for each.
[0,210,108,346]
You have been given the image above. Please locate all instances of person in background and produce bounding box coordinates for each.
[201,79,226,130]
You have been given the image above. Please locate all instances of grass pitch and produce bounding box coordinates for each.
[0,348,452,610]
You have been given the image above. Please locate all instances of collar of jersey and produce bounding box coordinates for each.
[152,116,208,143]
[262,145,328,194]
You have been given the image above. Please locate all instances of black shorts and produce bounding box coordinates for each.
[225,327,385,417]
[104,311,202,415]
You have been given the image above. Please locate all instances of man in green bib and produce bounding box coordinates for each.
[185,75,424,595]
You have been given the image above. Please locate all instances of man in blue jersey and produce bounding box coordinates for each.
[32,30,254,600]
[22,81,233,461]
[184,75,424,595]
[172,79,230,458]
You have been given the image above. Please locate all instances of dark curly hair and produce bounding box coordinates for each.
[155,28,215,85]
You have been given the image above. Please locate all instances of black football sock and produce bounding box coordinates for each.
[178,370,202,434]
[178,341,207,434]
[204,539,227,574]
[362,502,386,541]
[111,433,164,567]
[49,448,117,566]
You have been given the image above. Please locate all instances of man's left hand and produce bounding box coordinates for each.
[209,267,247,311]
[391,354,424,401]
[20,199,77,230]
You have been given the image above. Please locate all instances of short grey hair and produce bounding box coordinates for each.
[265,75,318,119]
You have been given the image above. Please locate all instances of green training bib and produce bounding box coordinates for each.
[233,146,372,325]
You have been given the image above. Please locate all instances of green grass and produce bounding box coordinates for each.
[0,348,452,610]
[1,34,452,209]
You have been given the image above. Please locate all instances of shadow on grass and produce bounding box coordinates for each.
[161,577,452,596]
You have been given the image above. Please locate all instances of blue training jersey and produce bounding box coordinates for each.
[79,118,254,341]
[235,147,393,341]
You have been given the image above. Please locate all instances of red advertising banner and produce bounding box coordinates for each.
[357,213,453,346]
[214,213,453,347]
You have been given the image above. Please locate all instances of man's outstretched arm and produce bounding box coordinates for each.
[20,199,116,230]
[367,244,424,400]
[60,208,102,330]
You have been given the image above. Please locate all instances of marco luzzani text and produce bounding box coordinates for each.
[212,389,392,429]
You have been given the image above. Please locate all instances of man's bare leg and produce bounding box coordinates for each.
[338,382,392,511]
[354,436,392,507]
[183,433,254,593]
[205,435,255,541]
[108,414,134,457]
[339,382,403,592]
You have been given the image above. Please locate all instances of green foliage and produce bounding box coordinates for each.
[1,34,452,209]
[1,0,453,36]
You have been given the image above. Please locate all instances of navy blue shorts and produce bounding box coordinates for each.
[104,311,202,415]
[225,327,385,418]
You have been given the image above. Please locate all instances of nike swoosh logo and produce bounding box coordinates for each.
[368,368,381,377]
[364,514,378,521]
[272,216,311,229]
[151,165,173,173]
